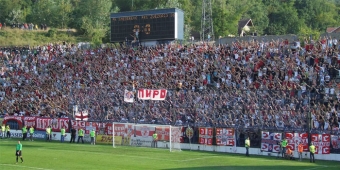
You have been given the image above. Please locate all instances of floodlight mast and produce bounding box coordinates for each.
[200,0,214,42]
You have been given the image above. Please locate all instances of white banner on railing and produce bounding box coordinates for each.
[137,89,167,100]
[51,132,71,141]
[130,136,153,147]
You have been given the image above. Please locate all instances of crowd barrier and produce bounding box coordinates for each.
[2,116,340,161]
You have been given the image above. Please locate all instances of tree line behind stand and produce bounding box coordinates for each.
[0,0,340,44]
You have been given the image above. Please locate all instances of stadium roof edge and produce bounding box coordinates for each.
[110,8,183,18]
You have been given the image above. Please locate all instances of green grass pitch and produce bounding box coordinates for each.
[0,138,338,170]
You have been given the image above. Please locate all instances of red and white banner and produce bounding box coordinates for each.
[36,118,69,132]
[331,135,340,149]
[285,132,309,152]
[113,123,125,136]
[75,110,88,121]
[171,126,182,143]
[3,116,69,132]
[138,89,167,100]
[261,131,282,153]
[71,120,86,130]
[135,125,155,138]
[199,127,213,145]
[105,123,134,137]
[156,126,170,141]
[84,122,100,134]
[311,134,331,154]
[23,117,36,128]
[3,116,23,128]
[35,117,69,132]
[216,128,235,146]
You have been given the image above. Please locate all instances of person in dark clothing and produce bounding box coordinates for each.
[70,128,76,143]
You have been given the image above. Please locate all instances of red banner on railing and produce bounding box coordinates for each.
[199,127,213,145]
[3,116,69,132]
[331,135,340,149]
[156,126,170,141]
[216,128,235,146]
[3,116,23,128]
[36,118,69,132]
[311,134,331,154]
[22,117,36,128]
[285,132,309,152]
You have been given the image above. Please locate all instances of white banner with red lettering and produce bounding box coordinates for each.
[199,127,213,145]
[137,89,167,100]
[311,134,331,154]
[35,118,69,132]
[216,128,235,146]
[285,132,309,152]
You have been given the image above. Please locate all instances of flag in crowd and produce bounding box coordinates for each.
[124,90,134,103]
[75,110,89,121]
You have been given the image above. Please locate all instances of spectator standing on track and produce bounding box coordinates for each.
[29,126,34,141]
[152,131,158,148]
[6,125,11,138]
[70,128,76,143]
[90,129,95,145]
[245,137,250,156]
[46,126,51,141]
[1,124,5,138]
[60,126,66,143]
[281,138,288,158]
[77,128,84,144]
[298,142,303,161]
[15,141,24,164]
[309,143,315,163]
[22,125,27,141]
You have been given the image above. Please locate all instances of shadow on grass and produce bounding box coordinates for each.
[162,165,336,170]
[0,143,42,148]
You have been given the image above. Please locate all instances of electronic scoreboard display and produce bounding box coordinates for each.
[110,8,184,42]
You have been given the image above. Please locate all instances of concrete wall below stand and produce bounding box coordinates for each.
[156,142,340,162]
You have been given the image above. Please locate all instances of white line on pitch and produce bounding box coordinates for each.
[303,166,329,170]
[0,163,53,170]
[38,148,180,162]
[179,156,220,162]
[38,148,214,162]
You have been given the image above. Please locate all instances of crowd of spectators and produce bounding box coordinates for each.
[0,22,47,30]
[0,36,340,132]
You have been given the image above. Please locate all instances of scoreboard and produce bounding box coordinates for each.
[110,8,184,42]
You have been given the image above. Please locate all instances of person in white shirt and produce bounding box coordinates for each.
[333,39,338,49]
